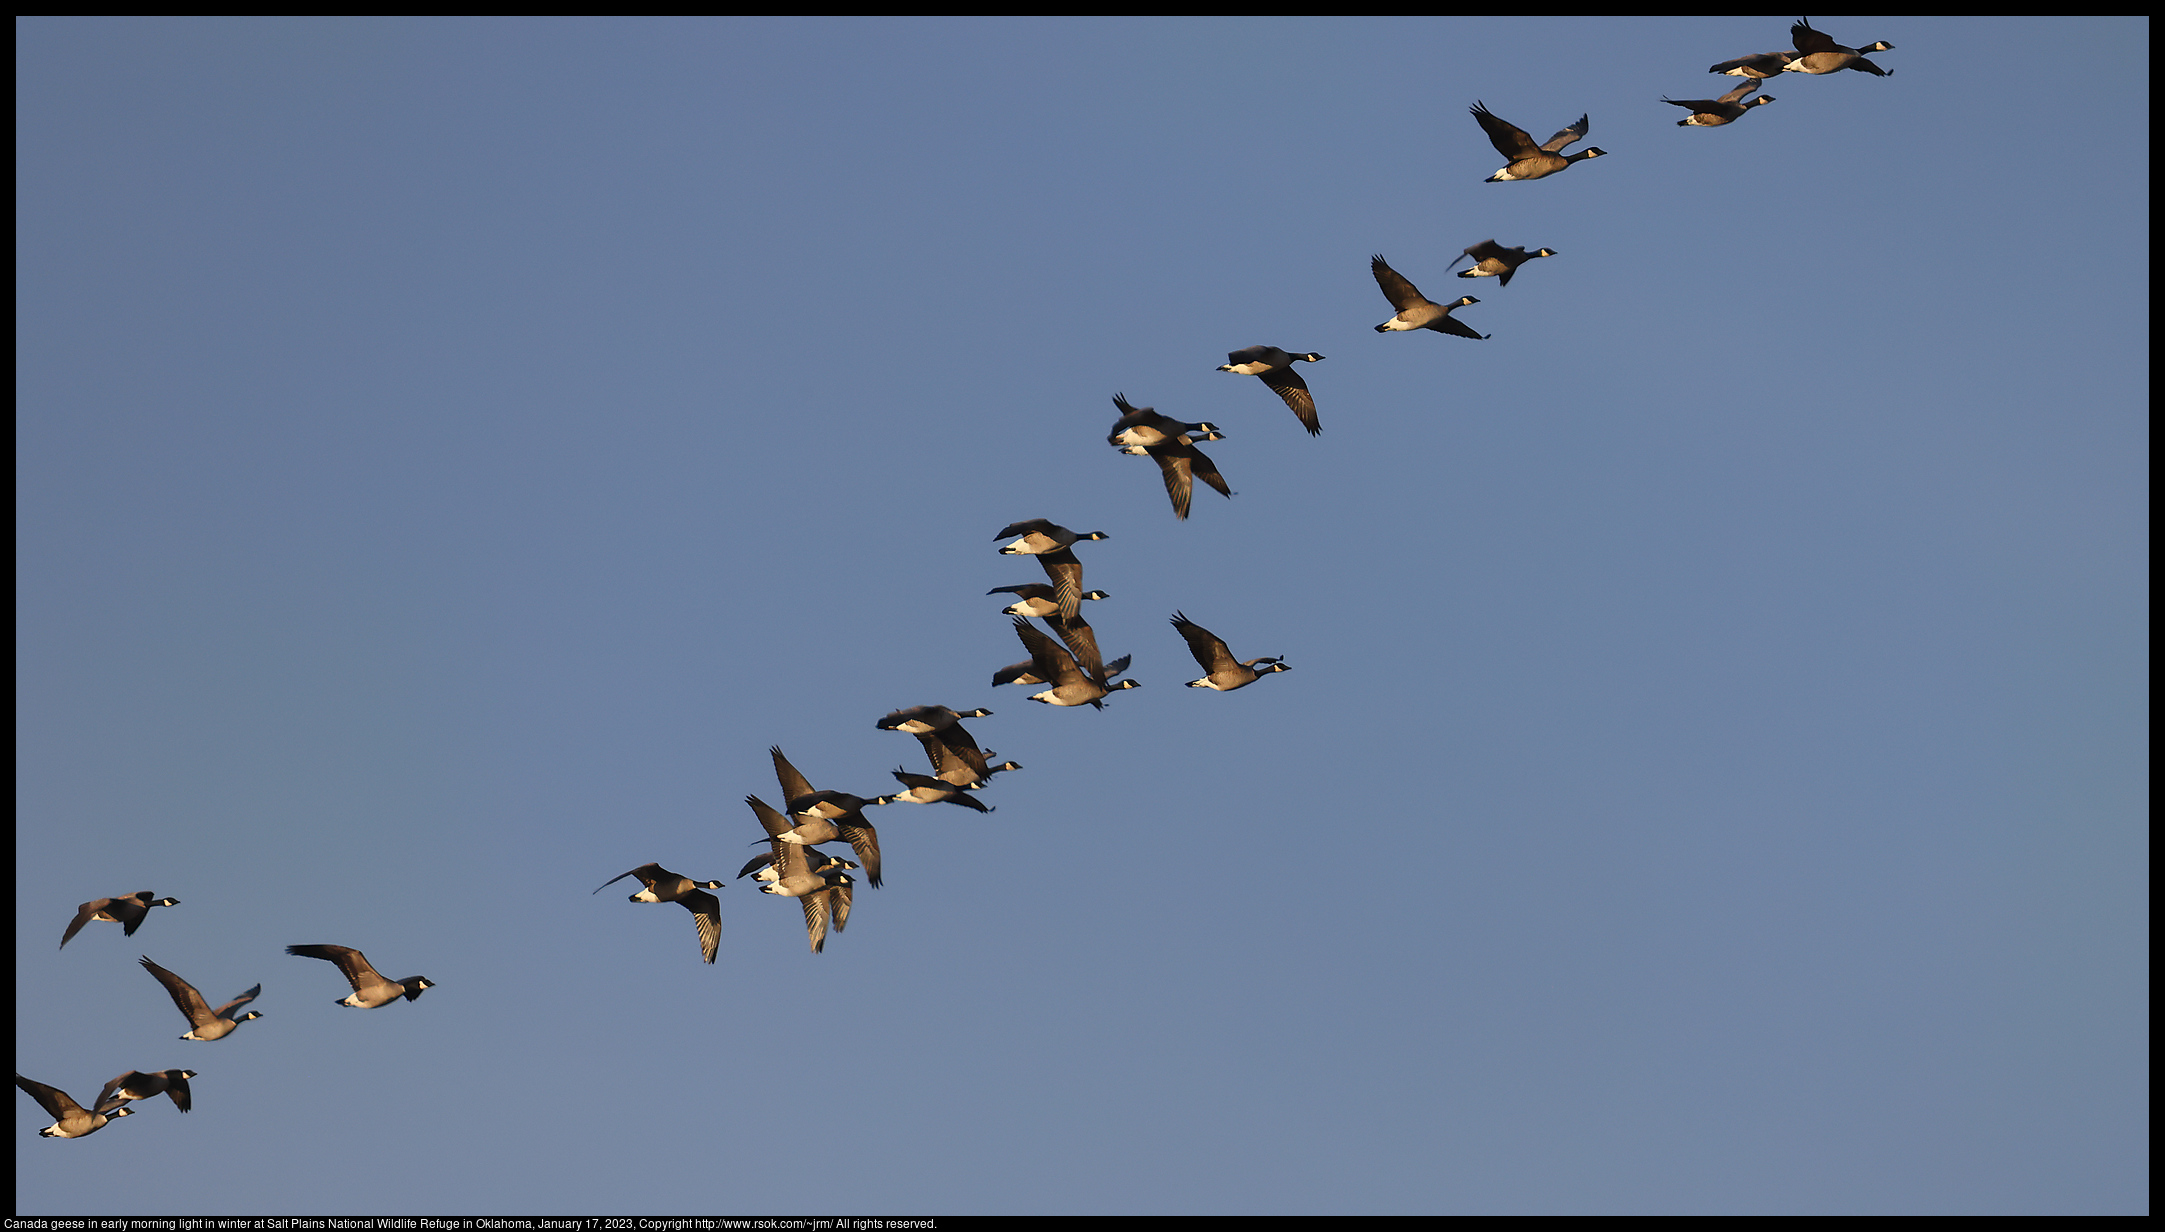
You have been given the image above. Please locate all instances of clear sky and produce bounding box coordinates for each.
[15,16,2147,1216]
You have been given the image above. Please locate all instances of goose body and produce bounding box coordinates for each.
[988,583,1108,619]
[1781,19,1893,76]
[1217,347,1326,435]
[1664,79,1776,126]
[18,1075,133,1139]
[286,943,439,1003]
[1171,611,1291,692]
[1470,102,1606,181]
[1371,256,1487,339]
[590,864,722,963]
[94,1069,197,1115]
[1107,394,1223,449]
[886,768,994,812]
[1449,240,1557,288]
[59,891,179,949]
[138,957,262,1041]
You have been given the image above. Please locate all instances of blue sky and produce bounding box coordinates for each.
[15,16,2147,1215]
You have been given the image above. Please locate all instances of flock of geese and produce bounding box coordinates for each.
[21,16,1895,1143]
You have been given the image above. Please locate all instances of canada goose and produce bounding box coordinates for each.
[886,768,994,811]
[1709,50,1796,78]
[1106,393,1223,449]
[1470,103,1606,181]
[1120,435,1233,521]
[1010,616,1139,708]
[137,957,262,1041]
[1781,18,1893,76]
[1170,611,1291,691]
[285,943,439,1003]
[737,847,858,933]
[590,864,722,964]
[17,1075,133,1139]
[995,519,1108,619]
[988,582,1108,619]
[1371,256,1488,339]
[770,746,886,888]
[1448,240,1556,288]
[879,705,1005,786]
[93,1069,196,1115]
[1217,347,1326,436]
[1664,79,1776,126]
[59,891,179,949]
[993,652,1129,690]
[746,794,850,953]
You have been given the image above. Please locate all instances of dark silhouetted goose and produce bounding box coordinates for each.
[1371,256,1488,339]
[746,794,850,953]
[1217,347,1326,435]
[995,519,1109,619]
[1470,103,1606,181]
[1171,611,1291,691]
[94,1069,196,1115]
[1782,18,1892,76]
[138,957,262,1041]
[886,769,994,812]
[59,892,179,949]
[1106,393,1223,449]
[1010,616,1139,708]
[988,582,1108,619]
[770,746,886,887]
[1120,435,1233,520]
[285,944,438,1003]
[1664,79,1776,126]
[17,1075,133,1139]
[591,864,723,964]
[1449,240,1557,288]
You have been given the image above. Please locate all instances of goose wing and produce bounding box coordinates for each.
[286,944,384,995]
[1171,611,1239,675]
[1257,366,1319,435]
[1539,113,1590,153]
[138,957,217,1028]
[679,890,721,963]
[1470,102,1538,159]
[592,863,664,894]
[1370,254,1433,314]
[770,746,816,804]
[60,897,112,949]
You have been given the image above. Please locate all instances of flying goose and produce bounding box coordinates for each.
[1010,616,1140,708]
[592,865,723,963]
[1781,18,1893,76]
[286,943,439,1003]
[1106,394,1223,449]
[988,582,1108,619]
[886,768,995,812]
[1120,435,1233,520]
[770,746,886,887]
[1470,103,1606,181]
[138,957,262,1041]
[1170,611,1291,691]
[1371,256,1488,339]
[746,794,850,953]
[59,891,179,949]
[17,1075,133,1139]
[1448,240,1557,288]
[995,519,1109,619]
[93,1069,196,1115]
[1217,347,1326,436]
[1664,79,1776,126]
